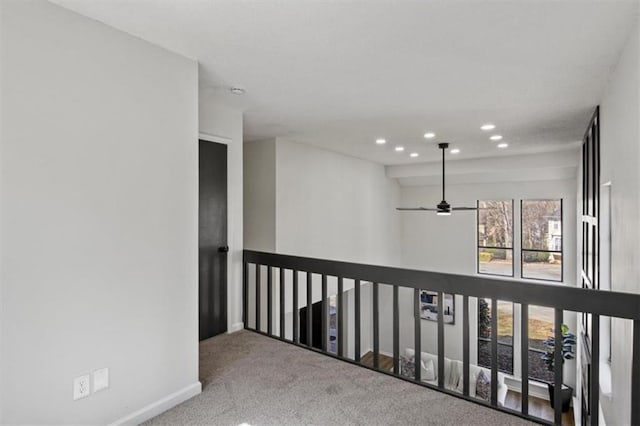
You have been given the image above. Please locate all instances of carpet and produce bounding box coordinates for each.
[144,330,532,425]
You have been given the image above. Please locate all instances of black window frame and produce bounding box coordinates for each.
[520,199,563,283]
[476,199,515,278]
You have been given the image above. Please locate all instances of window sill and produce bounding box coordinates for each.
[504,376,551,400]
[475,273,569,286]
[599,360,612,399]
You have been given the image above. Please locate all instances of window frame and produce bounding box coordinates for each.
[520,199,563,283]
[526,306,556,384]
[476,199,515,278]
[477,298,514,375]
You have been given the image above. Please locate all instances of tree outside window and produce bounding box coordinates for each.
[521,200,563,281]
[477,200,514,276]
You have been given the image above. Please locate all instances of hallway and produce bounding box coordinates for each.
[145,331,531,425]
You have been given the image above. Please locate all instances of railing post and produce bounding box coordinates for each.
[306,272,313,348]
[293,270,299,344]
[414,288,421,382]
[632,320,640,426]
[256,264,261,332]
[279,268,286,339]
[438,291,445,389]
[267,266,273,336]
[321,274,327,352]
[554,309,563,425]
[591,314,600,426]
[393,285,399,374]
[520,303,529,415]
[338,277,344,357]
[373,282,379,369]
[355,279,361,362]
[243,261,248,329]
[491,298,498,406]
[462,295,469,396]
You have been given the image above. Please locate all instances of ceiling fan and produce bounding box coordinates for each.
[396,143,478,216]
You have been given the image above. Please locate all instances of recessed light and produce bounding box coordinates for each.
[410,152,419,157]
[230,86,245,95]
[423,132,436,139]
[395,146,405,152]
[376,138,386,145]
[481,124,495,131]
[450,148,460,154]
[490,135,503,141]
[497,143,508,148]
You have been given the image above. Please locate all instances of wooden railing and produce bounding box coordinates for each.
[243,250,640,425]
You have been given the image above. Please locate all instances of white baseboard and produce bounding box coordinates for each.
[109,381,202,426]
[228,322,244,333]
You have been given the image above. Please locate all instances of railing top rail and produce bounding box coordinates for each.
[244,250,640,320]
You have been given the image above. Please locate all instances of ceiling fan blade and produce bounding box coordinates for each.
[396,207,438,211]
[451,207,479,211]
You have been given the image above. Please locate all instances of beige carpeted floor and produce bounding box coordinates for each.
[144,330,532,425]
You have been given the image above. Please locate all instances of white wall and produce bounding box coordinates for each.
[243,139,276,252]
[199,94,244,334]
[596,14,640,426]
[275,138,402,265]
[1,1,199,423]
[243,138,401,350]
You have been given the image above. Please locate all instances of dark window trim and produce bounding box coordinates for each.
[520,199,563,283]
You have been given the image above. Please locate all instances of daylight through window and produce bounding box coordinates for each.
[521,200,563,281]
[477,200,514,276]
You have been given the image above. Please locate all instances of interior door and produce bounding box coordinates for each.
[199,139,228,341]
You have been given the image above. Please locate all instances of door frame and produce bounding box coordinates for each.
[199,132,232,334]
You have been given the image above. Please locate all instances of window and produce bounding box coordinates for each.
[478,299,513,374]
[527,305,555,383]
[521,200,563,281]
[477,200,514,276]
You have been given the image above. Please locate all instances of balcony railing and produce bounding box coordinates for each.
[243,250,640,425]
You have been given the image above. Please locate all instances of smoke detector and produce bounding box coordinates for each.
[230,86,245,95]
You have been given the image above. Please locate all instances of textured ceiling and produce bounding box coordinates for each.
[52,0,639,165]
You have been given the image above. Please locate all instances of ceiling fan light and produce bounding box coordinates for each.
[437,211,452,216]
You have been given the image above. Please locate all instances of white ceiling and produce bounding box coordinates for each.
[52,0,638,165]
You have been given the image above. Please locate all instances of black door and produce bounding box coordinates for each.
[199,140,228,341]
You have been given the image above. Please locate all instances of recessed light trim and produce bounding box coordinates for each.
[410,152,419,157]
[395,146,405,152]
[230,86,245,95]
[376,138,386,145]
[423,132,436,139]
[481,124,495,131]
[497,143,508,148]
[490,135,503,141]
[450,148,460,154]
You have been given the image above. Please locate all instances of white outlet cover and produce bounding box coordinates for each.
[73,374,91,400]
[93,367,109,393]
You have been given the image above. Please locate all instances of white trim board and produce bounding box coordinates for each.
[228,322,244,333]
[199,132,232,145]
[108,382,202,426]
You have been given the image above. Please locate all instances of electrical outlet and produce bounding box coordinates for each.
[73,374,91,400]
[93,368,109,393]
